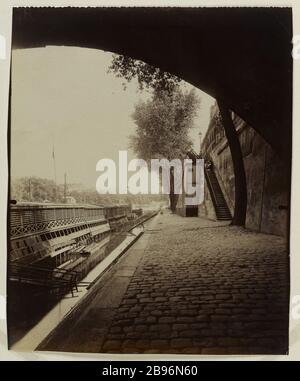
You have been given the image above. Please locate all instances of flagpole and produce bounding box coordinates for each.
[64,172,67,203]
[52,141,57,202]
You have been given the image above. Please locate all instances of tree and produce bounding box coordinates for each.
[109,54,248,223]
[109,54,200,212]
[109,55,181,94]
[10,177,64,203]
[130,89,200,212]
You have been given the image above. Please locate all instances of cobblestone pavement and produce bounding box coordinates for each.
[41,213,289,355]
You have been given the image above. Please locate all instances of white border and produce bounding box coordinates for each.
[0,0,299,361]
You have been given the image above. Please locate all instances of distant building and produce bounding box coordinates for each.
[65,196,76,204]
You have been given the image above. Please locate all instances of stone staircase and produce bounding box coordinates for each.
[205,166,232,221]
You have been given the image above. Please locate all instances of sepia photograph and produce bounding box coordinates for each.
[6,6,292,356]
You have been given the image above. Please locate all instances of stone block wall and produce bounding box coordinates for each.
[202,112,290,237]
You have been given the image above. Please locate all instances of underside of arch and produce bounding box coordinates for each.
[12,7,293,159]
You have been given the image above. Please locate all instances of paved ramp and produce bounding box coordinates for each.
[38,213,289,355]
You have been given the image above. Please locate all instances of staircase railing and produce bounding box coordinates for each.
[205,167,219,207]
[204,160,232,220]
[211,161,234,212]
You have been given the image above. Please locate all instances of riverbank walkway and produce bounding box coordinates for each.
[39,212,289,355]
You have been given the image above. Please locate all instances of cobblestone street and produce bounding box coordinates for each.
[41,212,289,355]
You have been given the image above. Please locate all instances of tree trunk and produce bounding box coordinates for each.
[217,100,247,226]
[169,192,177,213]
[169,169,178,213]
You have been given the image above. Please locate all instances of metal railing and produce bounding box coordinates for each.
[8,263,90,297]
[10,216,107,239]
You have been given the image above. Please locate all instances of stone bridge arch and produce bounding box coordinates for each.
[12,7,292,159]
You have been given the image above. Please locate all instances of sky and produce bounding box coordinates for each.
[11,46,215,189]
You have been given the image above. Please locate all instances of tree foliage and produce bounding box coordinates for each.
[129,89,200,212]
[10,177,168,206]
[108,54,182,94]
[11,177,61,203]
[109,54,201,212]
[130,89,200,161]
